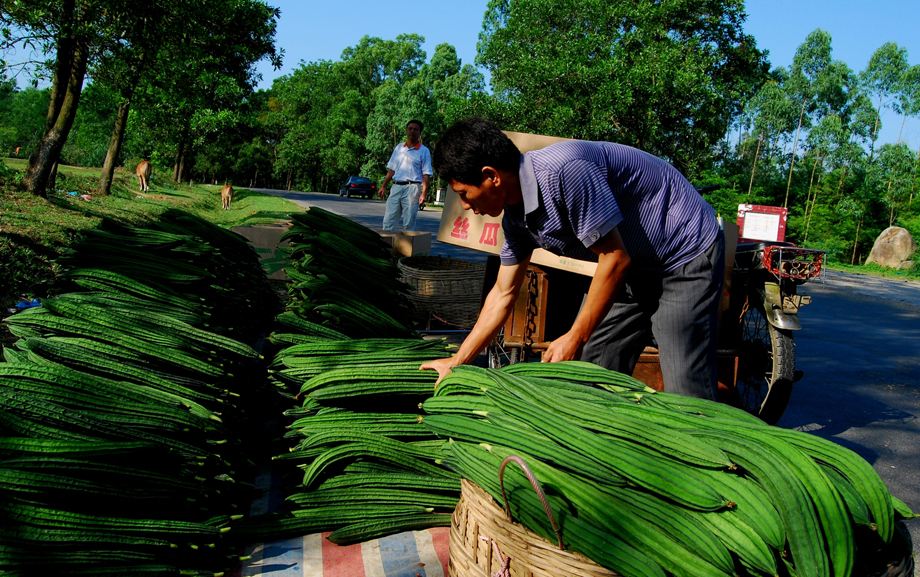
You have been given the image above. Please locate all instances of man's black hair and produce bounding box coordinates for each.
[433,118,521,185]
[406,119,424,131]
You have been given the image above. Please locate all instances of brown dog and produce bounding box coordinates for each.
[135,160,151,192]
[220,183,233,210]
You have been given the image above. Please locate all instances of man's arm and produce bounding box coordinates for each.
[419,174,430,206]
[420,257,531,382]
[379,169,394,199]
[541,228,631,363]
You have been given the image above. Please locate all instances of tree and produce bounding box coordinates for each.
[2,0,101,196]
[476,0,769,176]
[781,30,834,207]
[741,79,797,197]
[90,1,170,195]
[861,42,908,157]
[424,43,485,141]
[125,0,281,186]
[274,34,462,192]
[1,0,279,196]
[874,143,915,225]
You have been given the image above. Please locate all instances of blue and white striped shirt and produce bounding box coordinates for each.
[500,141,719,273]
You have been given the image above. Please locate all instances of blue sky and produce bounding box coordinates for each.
[259,0,919,148]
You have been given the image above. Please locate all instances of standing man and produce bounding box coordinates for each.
[379,119,432,232]
[420,118,725,399]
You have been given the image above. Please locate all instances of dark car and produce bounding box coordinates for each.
[338,176,377,199]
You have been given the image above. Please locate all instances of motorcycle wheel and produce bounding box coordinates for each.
[487,329,521,368]
[735,302,796,424]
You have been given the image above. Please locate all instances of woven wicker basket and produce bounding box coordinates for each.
[449,479,617,577]
[449,462,915,577]
[397,256,486,327]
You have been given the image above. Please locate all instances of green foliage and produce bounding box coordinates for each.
[898,212,920,242]
[0,158,21,187]
[476,0,769,176]
[0,83,48,158]
[273,34,484,193]
[61,83,121,167]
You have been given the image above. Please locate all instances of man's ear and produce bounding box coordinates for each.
[482,166,499,186]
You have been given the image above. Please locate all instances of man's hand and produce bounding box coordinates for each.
[418,193,427,207]
[541,330,584,363]
[420,357,456,385]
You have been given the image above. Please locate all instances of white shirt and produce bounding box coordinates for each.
[386,142,433,182]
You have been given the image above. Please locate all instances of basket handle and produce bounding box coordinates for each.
[498,455,564,549]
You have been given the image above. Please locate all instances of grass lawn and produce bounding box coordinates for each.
[826,261,920,282]
[0,159,302,311]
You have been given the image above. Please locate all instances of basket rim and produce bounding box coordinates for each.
[450,479,618,577]
[398,255,486,273]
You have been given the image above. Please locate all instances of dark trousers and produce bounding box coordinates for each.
[581,231,725,398]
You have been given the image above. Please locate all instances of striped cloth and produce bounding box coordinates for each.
[234,528,451,577]
[502,140,720,273]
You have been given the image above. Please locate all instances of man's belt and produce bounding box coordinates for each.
[393,180,421,185]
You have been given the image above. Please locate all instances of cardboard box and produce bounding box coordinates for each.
[373,230,432,257]
[393,231,431,257]
[231,222,291,281]
[436,130,597,277]
[375,230,397,250]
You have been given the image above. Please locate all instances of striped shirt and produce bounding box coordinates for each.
[500,140,719,273]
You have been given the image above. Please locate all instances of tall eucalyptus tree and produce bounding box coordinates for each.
[861,42,908,158]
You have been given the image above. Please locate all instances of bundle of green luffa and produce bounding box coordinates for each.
[280,207,416,338]
[235,337,460,545]
[421,361,917,577]
[0,210,278,576]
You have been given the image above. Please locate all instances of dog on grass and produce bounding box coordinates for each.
[135,160,151,192]
[220,183,233,210]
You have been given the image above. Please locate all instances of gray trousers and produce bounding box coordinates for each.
[581,231,725,398]
[382,183,421,232]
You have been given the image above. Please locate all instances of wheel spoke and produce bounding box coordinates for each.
[734,303,795,423]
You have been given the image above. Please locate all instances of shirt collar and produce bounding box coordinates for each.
[518,152,539,215]
[403,140,421,150]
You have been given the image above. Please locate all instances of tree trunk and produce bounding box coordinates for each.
[24,3,88,198]
[802,154,822,244]
[48,162,59,193]
[896,115,907,144]
[784,99,807,208]
[836,166,848,196]
[42,1,75,136]
[850,215,862,265]
[98,47,146,196]
[909,146,919,210]
[174,145,187,183]
[886,179,895,226]
[747,132,763,199]
[805,154,822,217]
[868,98,882,162]
[173,126,190,183]
[98,100,132,196]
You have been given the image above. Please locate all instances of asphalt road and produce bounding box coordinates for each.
[258,189,920,569]
[789,270,920,570]
[251,188,489,262]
